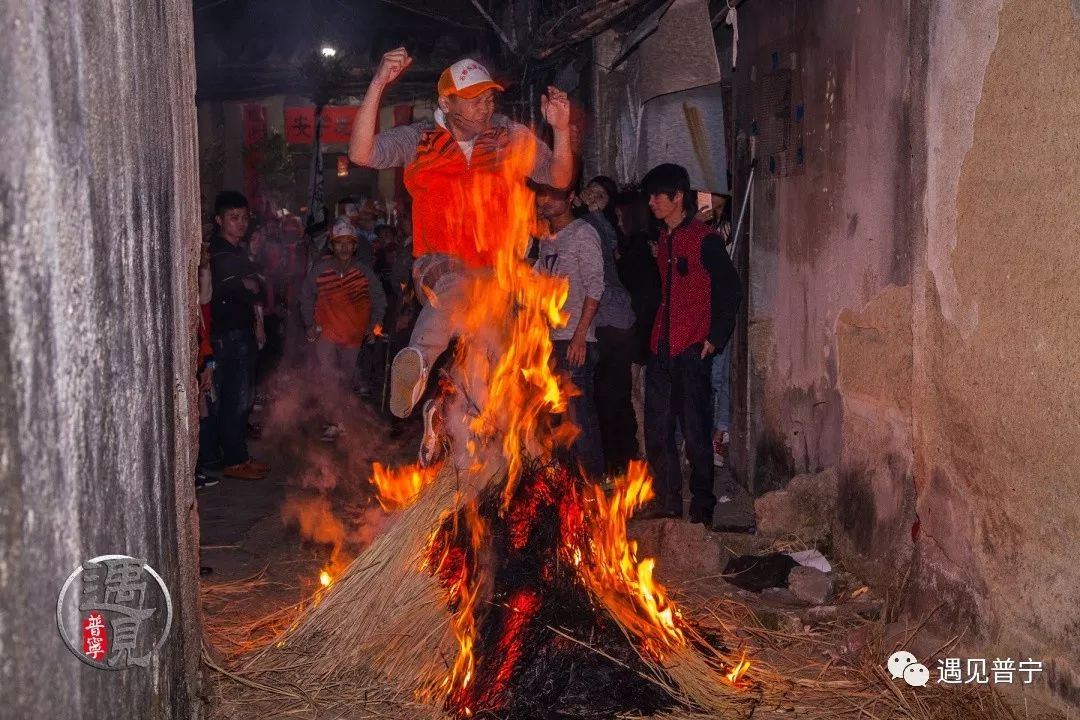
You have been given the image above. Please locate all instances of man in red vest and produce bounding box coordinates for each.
[640,163,741,528]
[352,49,574,423]
[348,48,574,420]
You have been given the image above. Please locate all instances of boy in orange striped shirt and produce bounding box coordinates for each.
[301,218,386,441]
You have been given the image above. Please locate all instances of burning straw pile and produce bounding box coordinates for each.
[210,454,755,720]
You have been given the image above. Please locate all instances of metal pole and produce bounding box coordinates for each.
[729,164,754,260]
[381,338,392,415]
[744,135,755,496]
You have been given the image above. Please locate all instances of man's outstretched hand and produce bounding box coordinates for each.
[541,85,571,131]
[373,47,412,87]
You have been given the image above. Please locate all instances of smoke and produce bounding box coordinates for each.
[281,495,346,549]
[259,355,393,495]
[348,505,390,549]
[259,354,410,561]
[280,494,391,558]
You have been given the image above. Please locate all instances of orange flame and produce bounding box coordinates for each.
[314,546,350,600]
[569,461,686,657]
[438,132,577,502]
[370,462,442,511]
[372,126,752,708]
[423,500,489,707]
[725,657,752,688]
[410,131,581,708]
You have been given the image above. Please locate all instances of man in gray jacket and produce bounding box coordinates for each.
[534,185,606,480]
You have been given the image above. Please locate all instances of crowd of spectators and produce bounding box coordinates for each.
[195,167,740,531]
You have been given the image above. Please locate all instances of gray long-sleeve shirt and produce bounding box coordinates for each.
[366,113,553,184]
[582,211,635,330]
[535,219,606,342]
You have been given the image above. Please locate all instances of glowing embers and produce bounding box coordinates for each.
[422,459,679,720]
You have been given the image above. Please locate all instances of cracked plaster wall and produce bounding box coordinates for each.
[739,0,1079,709]
[734,0,916,508]
[913,0,1080,706]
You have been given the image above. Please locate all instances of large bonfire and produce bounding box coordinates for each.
[222,132,755,719]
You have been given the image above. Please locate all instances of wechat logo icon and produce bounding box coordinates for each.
[888,650,929,687]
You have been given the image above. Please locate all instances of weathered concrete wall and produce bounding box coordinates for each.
[0,1,202,718]
[912,0,1080,704]
[737,0,1080,709]
[734,0,917,517]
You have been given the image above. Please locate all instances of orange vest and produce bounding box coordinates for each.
[404,123,533,268]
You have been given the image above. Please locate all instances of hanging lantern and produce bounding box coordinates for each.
[337,155,349,177]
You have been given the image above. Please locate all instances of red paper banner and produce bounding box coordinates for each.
[285,107,316,144]
[285,105,358,144]
[242,103,267,207]
[322,106,359,144]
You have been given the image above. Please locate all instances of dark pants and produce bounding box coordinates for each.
[553,339,605,479]
[644,343,715,518]
[212,329,258,466]
[595,325,638,475]
[197,405,221,469]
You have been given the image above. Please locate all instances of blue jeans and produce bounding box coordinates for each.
[553,339,605,479]
[712,340,732,431]
[211,329,258,466]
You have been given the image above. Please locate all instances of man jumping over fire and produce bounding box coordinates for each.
[348,48,574,432]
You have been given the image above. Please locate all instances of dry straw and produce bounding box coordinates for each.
[206,464,1057,720]
[209,460,508,719]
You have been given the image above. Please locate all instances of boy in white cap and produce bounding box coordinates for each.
[301,217,386,441]
[348,49,574,421]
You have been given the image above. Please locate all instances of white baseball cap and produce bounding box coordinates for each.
[331,216,358,241]
[437,58,504,99]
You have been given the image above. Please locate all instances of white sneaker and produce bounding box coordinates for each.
[418,400,447,467]
[389,347,428,418]
[320,423,344,442]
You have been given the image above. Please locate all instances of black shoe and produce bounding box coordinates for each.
[201,460,226,476]
[712,523,757,534]
[195,470,219,491]
[635,503,681,521]
[689,509,713,523]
